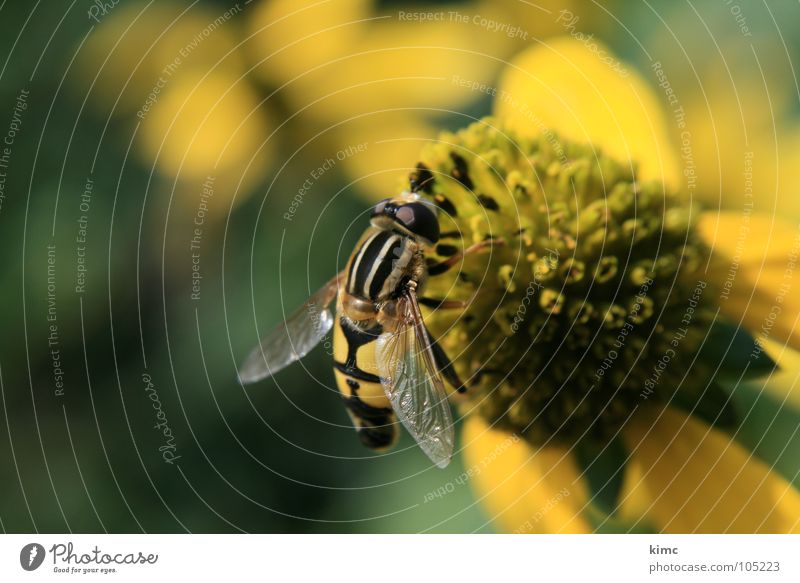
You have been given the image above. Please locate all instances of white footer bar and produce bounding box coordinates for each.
[1,534,797,581]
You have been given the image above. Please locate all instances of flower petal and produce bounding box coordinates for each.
[495,36,679,188]
[698,211,800,351]
[621,407,800,533]
[138,70,274,216]
[753,339,800,410]
[462,416,592,533]
[334,112,437,202]
[249,2,509,123]
[617,458,653,527]
[247,0,371,86]
[81,4,244,114]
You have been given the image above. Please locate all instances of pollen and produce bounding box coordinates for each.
[414,118,716,446]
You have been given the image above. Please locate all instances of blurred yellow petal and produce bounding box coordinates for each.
[647,18,796,214]
[247,0,371,86]
[761,127,800,220]
[698,211,800,351]
[334,113,437,201]
[749,339,800,410]
[483,0,615,42]
[140,71,269,177]
[463,416,591,533]
[139,70,274,215]
[680,88,789,215]
[495,37,679,188]
[262,19,507,122]
[617,457,653,526]
[622,407,800,533]
[81,3,243,114]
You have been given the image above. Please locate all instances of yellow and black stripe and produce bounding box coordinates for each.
[347,229,414,301]
[332,315,397,450]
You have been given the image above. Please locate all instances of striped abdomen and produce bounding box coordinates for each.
[346,228,415,301]
[332,313,397,450]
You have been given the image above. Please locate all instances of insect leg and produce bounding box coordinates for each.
[427,237,505,276]
[418,297,471,310]
[470,367,503,386]
[428,332,469,396]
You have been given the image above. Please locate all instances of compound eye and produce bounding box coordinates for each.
[371,199,390,217]
[395,203,439,243]
[394,205,416,227]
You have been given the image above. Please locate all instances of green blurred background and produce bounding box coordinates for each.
[1,0,799,533]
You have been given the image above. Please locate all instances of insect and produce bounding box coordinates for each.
[239,185,497,468]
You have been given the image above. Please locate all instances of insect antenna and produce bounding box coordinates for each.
[409,164,436,194]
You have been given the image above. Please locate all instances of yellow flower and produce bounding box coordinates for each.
[495,36,679,189]
[413,38,800,533]
[78,2,276,219]
[246,0,513,118]
[80,3,244,115]
[645,17,800,219]
[137,68,275,213]
[243,0,614,199]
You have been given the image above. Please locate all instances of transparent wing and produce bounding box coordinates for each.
[376,294,454,468]
[239,273,342,384]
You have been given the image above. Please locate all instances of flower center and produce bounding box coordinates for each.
[414,118,716,446]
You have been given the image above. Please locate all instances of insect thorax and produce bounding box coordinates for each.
[345,227,425,304]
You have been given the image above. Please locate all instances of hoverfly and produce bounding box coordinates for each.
[239,183,496,468]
